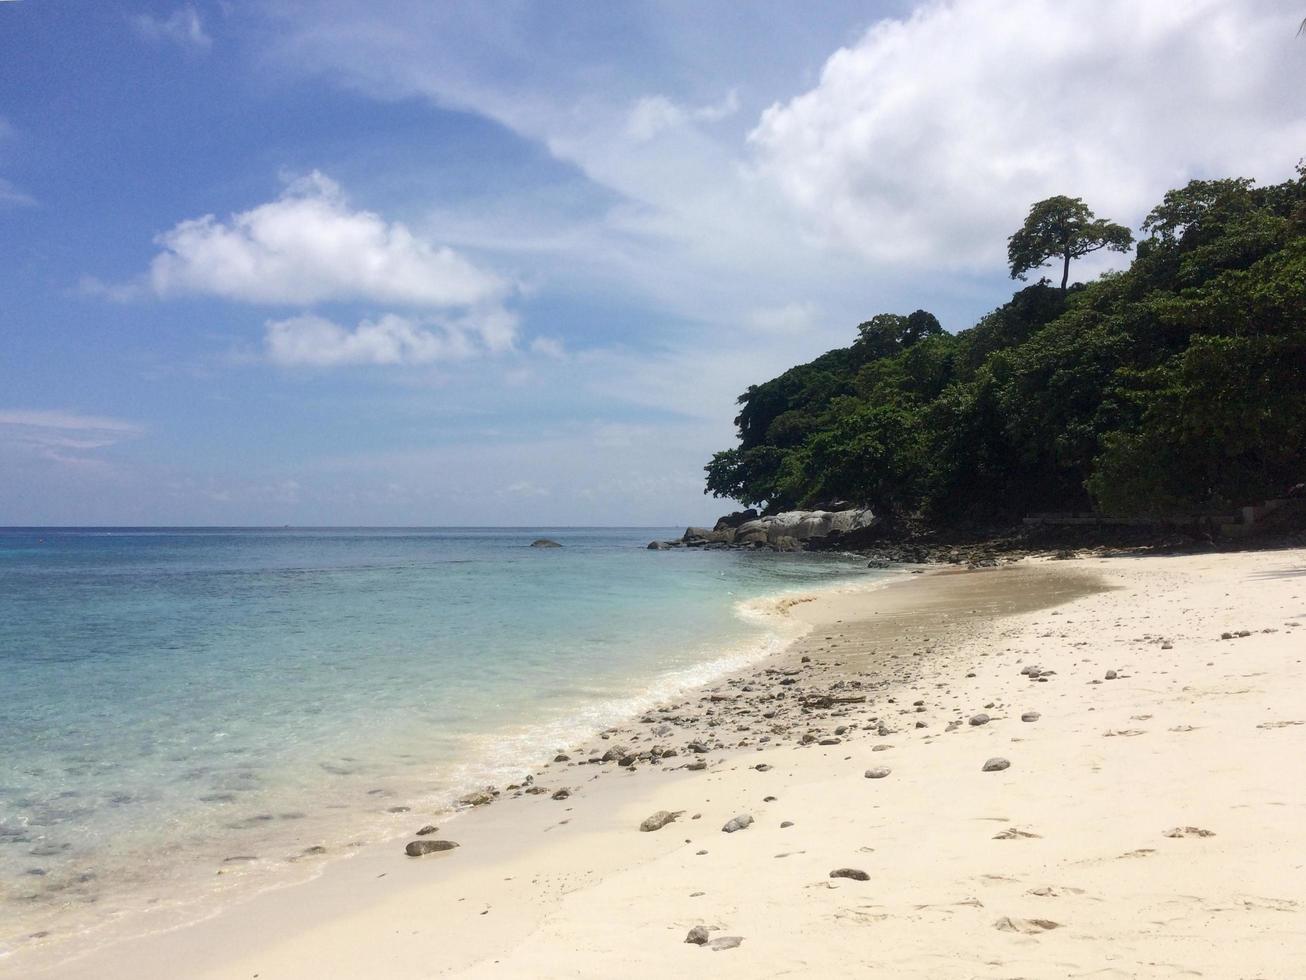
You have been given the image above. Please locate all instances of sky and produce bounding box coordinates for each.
[1,0,1304,526]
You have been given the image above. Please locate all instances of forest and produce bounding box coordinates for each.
[705,167,1306,523]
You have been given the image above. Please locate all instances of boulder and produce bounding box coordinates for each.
[731,508,876,547]
[405,839,458,857]
[713,509,759,531]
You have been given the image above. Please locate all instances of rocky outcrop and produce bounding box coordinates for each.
[650,508,876,552]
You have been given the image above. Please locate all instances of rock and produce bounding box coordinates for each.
[982,757,1011,772]
[405,839,458,857]
[829,868,870,881]
[707,936,743,951]
[1163,826,1216,838]
[686,741,709,754]
[553,753,570,762]
[415,824,439,836]
[686,760,707,772]
[458,789,495,807]
[684,925,710,945]
[1105,670,1118,680]
[530,539,562,548]
[780,821,794,828]
[639,810,682,833]
[753,763,772,772]
[1021,712,1041,723]
[969,713,990,726]
[818,737,841,746]
[646,540,673,550]
[601,745,629,763]
[551,788,570,801]
[721,814,754,833]
[864,767,892,779]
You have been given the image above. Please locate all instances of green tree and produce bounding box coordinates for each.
[1008,195,1133,291]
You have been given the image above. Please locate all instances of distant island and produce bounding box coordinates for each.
[704,168,1306,530]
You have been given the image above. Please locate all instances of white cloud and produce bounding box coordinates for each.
[529,336,567,359]
[746,301,820,334]
[0,176,35,209]
[625,90,740,141]
[0,409,142,466]
[149,171,508,308]
[265,309,517,367]
[749,0,1306,269]
[132,5,212,50]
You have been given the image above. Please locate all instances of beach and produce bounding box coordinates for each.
[18,546,1306,979]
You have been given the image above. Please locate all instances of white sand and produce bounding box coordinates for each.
[18,548,1306,979]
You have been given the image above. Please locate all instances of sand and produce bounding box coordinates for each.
[16,548,1306,979]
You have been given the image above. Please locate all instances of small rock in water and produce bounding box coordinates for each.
[639,810,683,833]
[1021,712,1041,723]
[982,757,1011,772]
[685,925,710,945]
[405,839,459,857]
[829,868,870,881]
[707,936,743,951]
[530,539,562,548]
[721,814,754,833]
[415,825,439,836]
[458,789,495,808]
[969,713,990,727]
[864,767,891,779]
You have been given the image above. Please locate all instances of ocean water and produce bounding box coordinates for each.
[0,527,876,958]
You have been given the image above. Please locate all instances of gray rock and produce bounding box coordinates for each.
[458,789,495,807]
[639,810,682,833]
[829,868,870,881]
[684,925,710,945]
[1021,712,1040,723]
[969,713,990,726]
[530,539,562,548]
[721,814,754,833]
[405,839,458,857]
[1105,670,1118,680]
[685,760,707,772]
[982,757,1011,772]
[780,821,794,828]
[707,936,744,951]
[601,745,629,763]
[415,824,439,836]
[551,788,571,801]
[864,767,892,779]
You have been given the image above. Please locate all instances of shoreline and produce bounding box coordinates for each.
[16,548,1306,978]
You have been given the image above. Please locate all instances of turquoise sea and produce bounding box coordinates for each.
[0,527,876,957]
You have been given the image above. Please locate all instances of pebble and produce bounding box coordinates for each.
[405,839,459,857]
[1105,670,1118,680]
[780,821,794,828]
[415,825,439,836]
[969,713,990,726]
[685,925,710,945]
[982,757,1011,772]
[864,767,892,779]
[551,788,570,801]
[639,810,682,833]
[829,868,870,881]
[722,814,754,833]
[1021,712,1040,723]
[707,936,744,951]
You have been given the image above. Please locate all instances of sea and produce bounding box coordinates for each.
[0,526,879,959]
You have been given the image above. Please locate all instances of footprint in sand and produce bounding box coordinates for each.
[1104,729,1146,737]
[1256,720,1305,729]
[994,915,1060,934]
[1236,894,1298,912]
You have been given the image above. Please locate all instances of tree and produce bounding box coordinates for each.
[1007,196,1133,291]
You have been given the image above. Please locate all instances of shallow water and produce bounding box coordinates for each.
[0,527,877,956]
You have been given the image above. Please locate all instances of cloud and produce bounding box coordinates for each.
[149,171,508,308]
[624,91,740,141]
[265,309,517,367]
[0,176,35,209]
[0,409,143,466]
[746,301,820,334]
[131,5,212,50]
[749,0,1306,269]
[529,336,567,359]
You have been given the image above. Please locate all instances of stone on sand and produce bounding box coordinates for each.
[721,814,753,833]
[982,757,1011,772]
[405,839,459,857]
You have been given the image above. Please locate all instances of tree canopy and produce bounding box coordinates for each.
[1007,195,1134,290]
[706,167,1306,522]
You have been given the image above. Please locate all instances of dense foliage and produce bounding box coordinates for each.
[705,168,1306,522]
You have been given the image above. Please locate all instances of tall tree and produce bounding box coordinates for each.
[1007,195,1133,291]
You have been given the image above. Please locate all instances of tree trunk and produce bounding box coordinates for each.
[1060,250,1071,291]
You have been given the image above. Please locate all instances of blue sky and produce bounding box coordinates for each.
[2,0,1304,526]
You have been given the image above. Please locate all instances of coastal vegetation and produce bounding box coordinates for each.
[705,166,1306,523]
